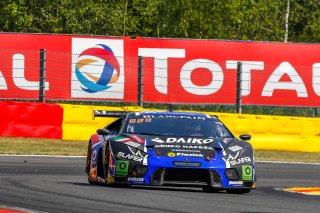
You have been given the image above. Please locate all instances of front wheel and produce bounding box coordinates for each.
[226,188,251,194]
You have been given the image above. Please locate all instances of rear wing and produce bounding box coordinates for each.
[93,110,130,119]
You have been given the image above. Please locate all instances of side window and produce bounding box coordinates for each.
[105,117,123,135]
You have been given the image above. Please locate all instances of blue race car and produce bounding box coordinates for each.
[86,110,256,193]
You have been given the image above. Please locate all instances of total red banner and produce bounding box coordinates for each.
[135,38,320,106]
[0,33,320,107]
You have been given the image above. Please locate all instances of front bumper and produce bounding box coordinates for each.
[111,156,256,189]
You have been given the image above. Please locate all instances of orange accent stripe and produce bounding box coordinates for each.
[84,72,118,83]
[77,59,97,69]
[109,74,119,83]
[84,72,100,82]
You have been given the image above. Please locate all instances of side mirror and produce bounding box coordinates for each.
[239,134,251,141]
[96,129,110,135]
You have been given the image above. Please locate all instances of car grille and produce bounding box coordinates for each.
[151,168,222,187]
[164,168,210,185]
[173,161,201,167]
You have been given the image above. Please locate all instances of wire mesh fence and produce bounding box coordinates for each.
[0,48,319,117]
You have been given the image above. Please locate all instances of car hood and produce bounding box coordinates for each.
[113,133,238,158]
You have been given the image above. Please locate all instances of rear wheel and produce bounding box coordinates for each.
[226,188,251,194]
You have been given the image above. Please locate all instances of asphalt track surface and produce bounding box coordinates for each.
[0,156,319,213]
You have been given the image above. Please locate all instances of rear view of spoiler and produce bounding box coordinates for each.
[93,110,130,119]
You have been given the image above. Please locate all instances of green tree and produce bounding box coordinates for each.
[0,0,320,43]
[0,0,33,32]
[289,0,320,42]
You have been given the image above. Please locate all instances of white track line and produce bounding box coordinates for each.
[257,160,320,165]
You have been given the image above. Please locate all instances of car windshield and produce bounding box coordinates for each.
[123,115,233,138]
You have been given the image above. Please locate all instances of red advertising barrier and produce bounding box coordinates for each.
[135,38,320,106]
[0,33,320,107]
[0,102,4,135]
[0,101,63,139]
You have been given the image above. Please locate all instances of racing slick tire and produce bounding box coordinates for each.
[226,188,251,194]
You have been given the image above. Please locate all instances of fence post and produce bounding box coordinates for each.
[236,62,242,114]
[39,49,46,102]
[313,108,318,117]
[138,56,144,107]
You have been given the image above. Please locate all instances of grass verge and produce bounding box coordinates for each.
[0,137,88,156]
[0,137,319,163]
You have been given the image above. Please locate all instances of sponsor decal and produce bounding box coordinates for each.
[172,149,201,153]
[129,135,144,144]
[128,177,144,182]
[128,146,145,157]
[152,138,165,143]
[176,153,203,157]
[92,150,97,161]
[145,118,152,122]
[116,160,129,176]
[155,144,180,148]
[143,115,206,120]
[223,138,232,143]
[155,144,213,150]
[224,151,240,162]
[117,152,144,163]
[129,119,136,123]
[242,165,253,180]
[115,135,143,146]
[230,157,252,166]
[71,38,124,99]
[228,145,243,152]
[109,153,116,176]
[137,118,144,123]
[229,181,243,185]
[124,141,141,148]
[182,145,213,150]
[167,152,176,157]
[114,136,132,143]
[154,144,213,152]
[151,137,214,144]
